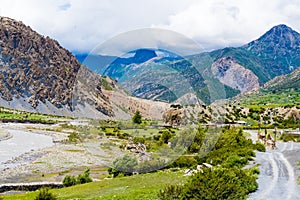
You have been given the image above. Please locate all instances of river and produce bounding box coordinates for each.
[0,129,54,171]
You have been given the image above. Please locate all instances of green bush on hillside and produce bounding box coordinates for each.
[63,168,93,187]
[132,110,142,124]
[34,188,57,200]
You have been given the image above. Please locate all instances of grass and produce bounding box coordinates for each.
[238,88,300,107]
[2,170,186,200]
[0,106,71,124]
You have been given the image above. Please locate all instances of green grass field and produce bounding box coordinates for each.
[239,89,300,107]
[2,170,186,200]
[0,107,71,124]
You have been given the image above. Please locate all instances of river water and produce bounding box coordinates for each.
[0,129,54,170]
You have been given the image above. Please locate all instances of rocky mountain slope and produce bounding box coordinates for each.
[263,66,300,91]
[90,24,300,104]
[0,16,168,119]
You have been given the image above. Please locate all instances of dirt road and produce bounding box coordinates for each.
[246,130,300,200]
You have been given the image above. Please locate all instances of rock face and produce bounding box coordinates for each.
[0,17,80,108]
[0,16,113,117]
[211,57,259,93]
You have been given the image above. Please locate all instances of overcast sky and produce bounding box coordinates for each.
[1,0,300,54]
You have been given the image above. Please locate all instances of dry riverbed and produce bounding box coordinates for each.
[0,123,123,184]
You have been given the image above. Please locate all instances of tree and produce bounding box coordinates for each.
[132,110,142,124]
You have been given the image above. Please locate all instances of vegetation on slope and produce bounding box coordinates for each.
[158,127,261,200]
[0,106,70,124]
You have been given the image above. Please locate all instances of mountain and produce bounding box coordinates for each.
[263,66,300,91]
[102,49,211,104]
[88,24,300,104]
[0,16,115,117]
[242,24,300,77]
[75,54,117,74]
[0,16,168,119]
[234,65,300,106]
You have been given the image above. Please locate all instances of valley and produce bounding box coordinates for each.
[0,15,300,200]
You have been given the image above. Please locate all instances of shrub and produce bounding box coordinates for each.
[136,159,166,173]
[76,168,93,184]
[158,184,183,200]
[108,155,138,177]
[169,156,197,168]
[133,137,146,144]
[34,188,56,200]
[62,168,93,187]
[223,155,248,168]
[62,175,76,187]
[162,167,258,200]
[132,110,142,124]
[254,142,266,152]
[68,132,81,143]
[160,130,173,144]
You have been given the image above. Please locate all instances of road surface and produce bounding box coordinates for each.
[246,130,300,200]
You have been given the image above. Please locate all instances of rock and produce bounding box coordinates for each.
[0,16,113,117]
[163,105,183,126]
[211,57,259,93]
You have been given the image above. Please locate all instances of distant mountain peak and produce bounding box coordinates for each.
[245,24,300,50]
[132,49,157,63]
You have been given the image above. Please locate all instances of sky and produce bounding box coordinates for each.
[1,0,300,55]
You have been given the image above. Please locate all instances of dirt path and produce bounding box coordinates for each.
[246,130,300,200]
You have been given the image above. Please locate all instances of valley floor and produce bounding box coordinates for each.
[0,122,122,184]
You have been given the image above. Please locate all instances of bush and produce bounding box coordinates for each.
[133,137,146,144]
[62,175,76,187]
[68,132,81,143]
[76,168,93,184]
[108,155,138,177]
[136,159,166,173]
[169,156,197,168]
[158,184,183,200]
[223,155,248,168]
[254,142,266,152]
[280,134,300,142]
[35,188,56,200]
[161,167,258,200]
[62,168,92,187]
[160,130,173,144]
[132,110,142,124]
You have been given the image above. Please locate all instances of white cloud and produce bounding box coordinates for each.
[1,0,300,53]
[156,0,300,50]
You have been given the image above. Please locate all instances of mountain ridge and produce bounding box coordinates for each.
[94,24,300,104]
[0,16,170,119]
